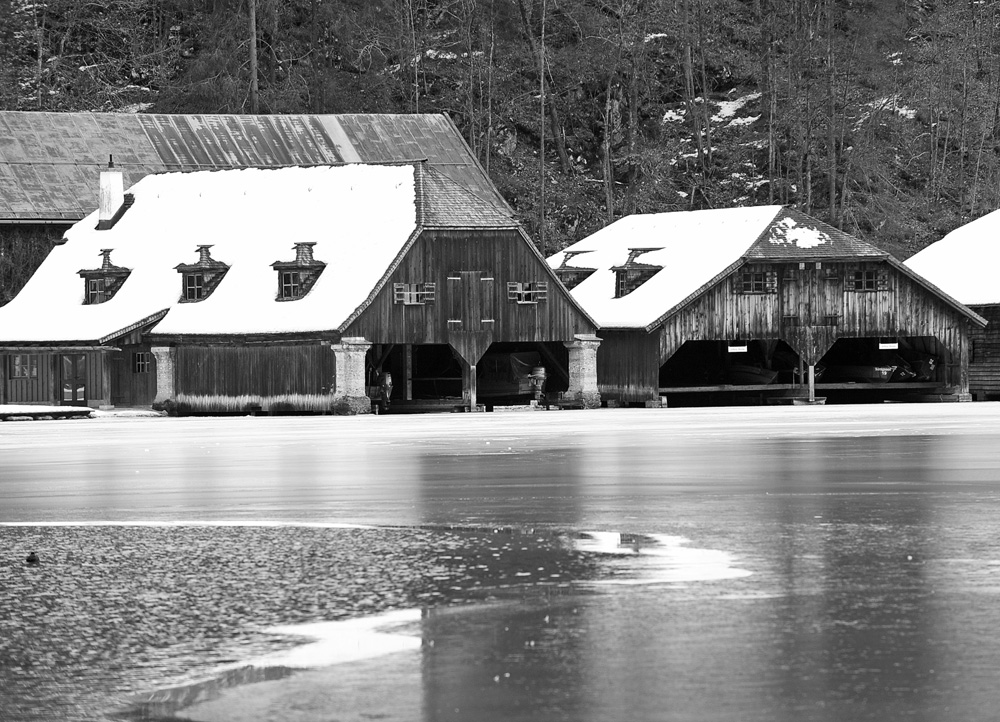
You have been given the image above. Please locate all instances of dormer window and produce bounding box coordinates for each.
[78,249,131,304]
[185,273,205,301]
[271,242,326,301]
[612,248,663,298]
[555,251,597,290]
[175,245,229,303]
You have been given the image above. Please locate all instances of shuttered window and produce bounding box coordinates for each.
[393,282,436,305]
[507,281,548,303]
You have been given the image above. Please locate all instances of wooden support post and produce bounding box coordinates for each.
[405,344,413,401]
[470,364,478,411]
[100,351,113,409]
[808,364,816,403]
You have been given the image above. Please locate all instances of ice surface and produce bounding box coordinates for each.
[574,531,752,585]
[250,609,422,668]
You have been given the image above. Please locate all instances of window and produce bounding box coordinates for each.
[87,278,108,304]
[393,282,436,305]
[10,354,38,379]
[79,249,130,304]
[852,270,878,291]
[555,268,595,290]
[280,271,301,300]
[508,281,548,304]
[742,272,767,293]
[740,270,776,294]
[132,352,151,374]
[185,273,204,301]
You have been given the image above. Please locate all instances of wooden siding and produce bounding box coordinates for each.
[968,304,1000,398]
[174,343,334,397]
[0,351,107,405]
[657,260,971,363]
[596,329,660,403]
[110,345,157,407]
[594,259,980,400]
[345,229,596,365]
[2,353,56,404]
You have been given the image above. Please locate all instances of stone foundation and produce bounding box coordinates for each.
[564,334,602,409]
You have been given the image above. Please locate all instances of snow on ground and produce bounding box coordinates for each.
[711,92,761,123]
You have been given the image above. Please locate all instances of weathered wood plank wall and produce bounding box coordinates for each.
[968,304,1000,399]
[596,330,660,403]
[593,259,978,400]
[2,353,56,404]
[175,343,334,396]
[110,345,157,406]
[347,230,595,365]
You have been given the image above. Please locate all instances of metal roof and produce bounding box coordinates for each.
[0,112,511,222]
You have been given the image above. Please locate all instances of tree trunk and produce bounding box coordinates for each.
[249,0,259,114]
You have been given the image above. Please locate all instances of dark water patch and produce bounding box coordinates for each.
[0,524,601,722]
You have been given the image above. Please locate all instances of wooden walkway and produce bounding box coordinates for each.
[0,407,93,421]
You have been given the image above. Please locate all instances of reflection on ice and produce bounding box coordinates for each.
[249,609,422,668]
[574,531,752,584]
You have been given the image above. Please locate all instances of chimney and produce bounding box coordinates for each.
[99,155,124,224]
[294,242,317,264]
[197,245,214,263]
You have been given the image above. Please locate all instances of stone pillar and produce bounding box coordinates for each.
[151,346,175,405]
[332,337,372,414]
[564,334,602,409]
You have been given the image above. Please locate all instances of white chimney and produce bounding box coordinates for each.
[99,155,124,224]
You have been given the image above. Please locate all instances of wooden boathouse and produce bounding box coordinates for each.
[0,114,599,413]
[548,206,985,406]
[905,212,1000,401]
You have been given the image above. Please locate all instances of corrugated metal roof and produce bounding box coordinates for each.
[0,112,511,222]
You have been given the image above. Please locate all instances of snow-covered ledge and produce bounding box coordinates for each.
[564,334,602,409]
[332,337,372,414]
[151,346,175,405]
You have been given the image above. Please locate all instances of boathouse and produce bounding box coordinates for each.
[548,206,985,406]
[0,115,599,413]
[905,212,1000,401]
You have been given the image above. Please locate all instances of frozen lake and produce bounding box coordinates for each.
[4,404,1000,721]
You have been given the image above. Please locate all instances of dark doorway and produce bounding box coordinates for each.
[60,354,87,405]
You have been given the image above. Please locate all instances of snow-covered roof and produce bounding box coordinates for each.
[547,206,890,329]
[905,210,1000,305]
[0,165,420,341]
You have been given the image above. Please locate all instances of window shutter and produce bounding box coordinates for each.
[447,275,462,325]
[422,282,436,304]
[765,271,778,293]
[877,269,890,291]
[507,281,521,300]
[393,283,406,304]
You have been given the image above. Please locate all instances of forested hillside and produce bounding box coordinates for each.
[2,0,1000,264]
